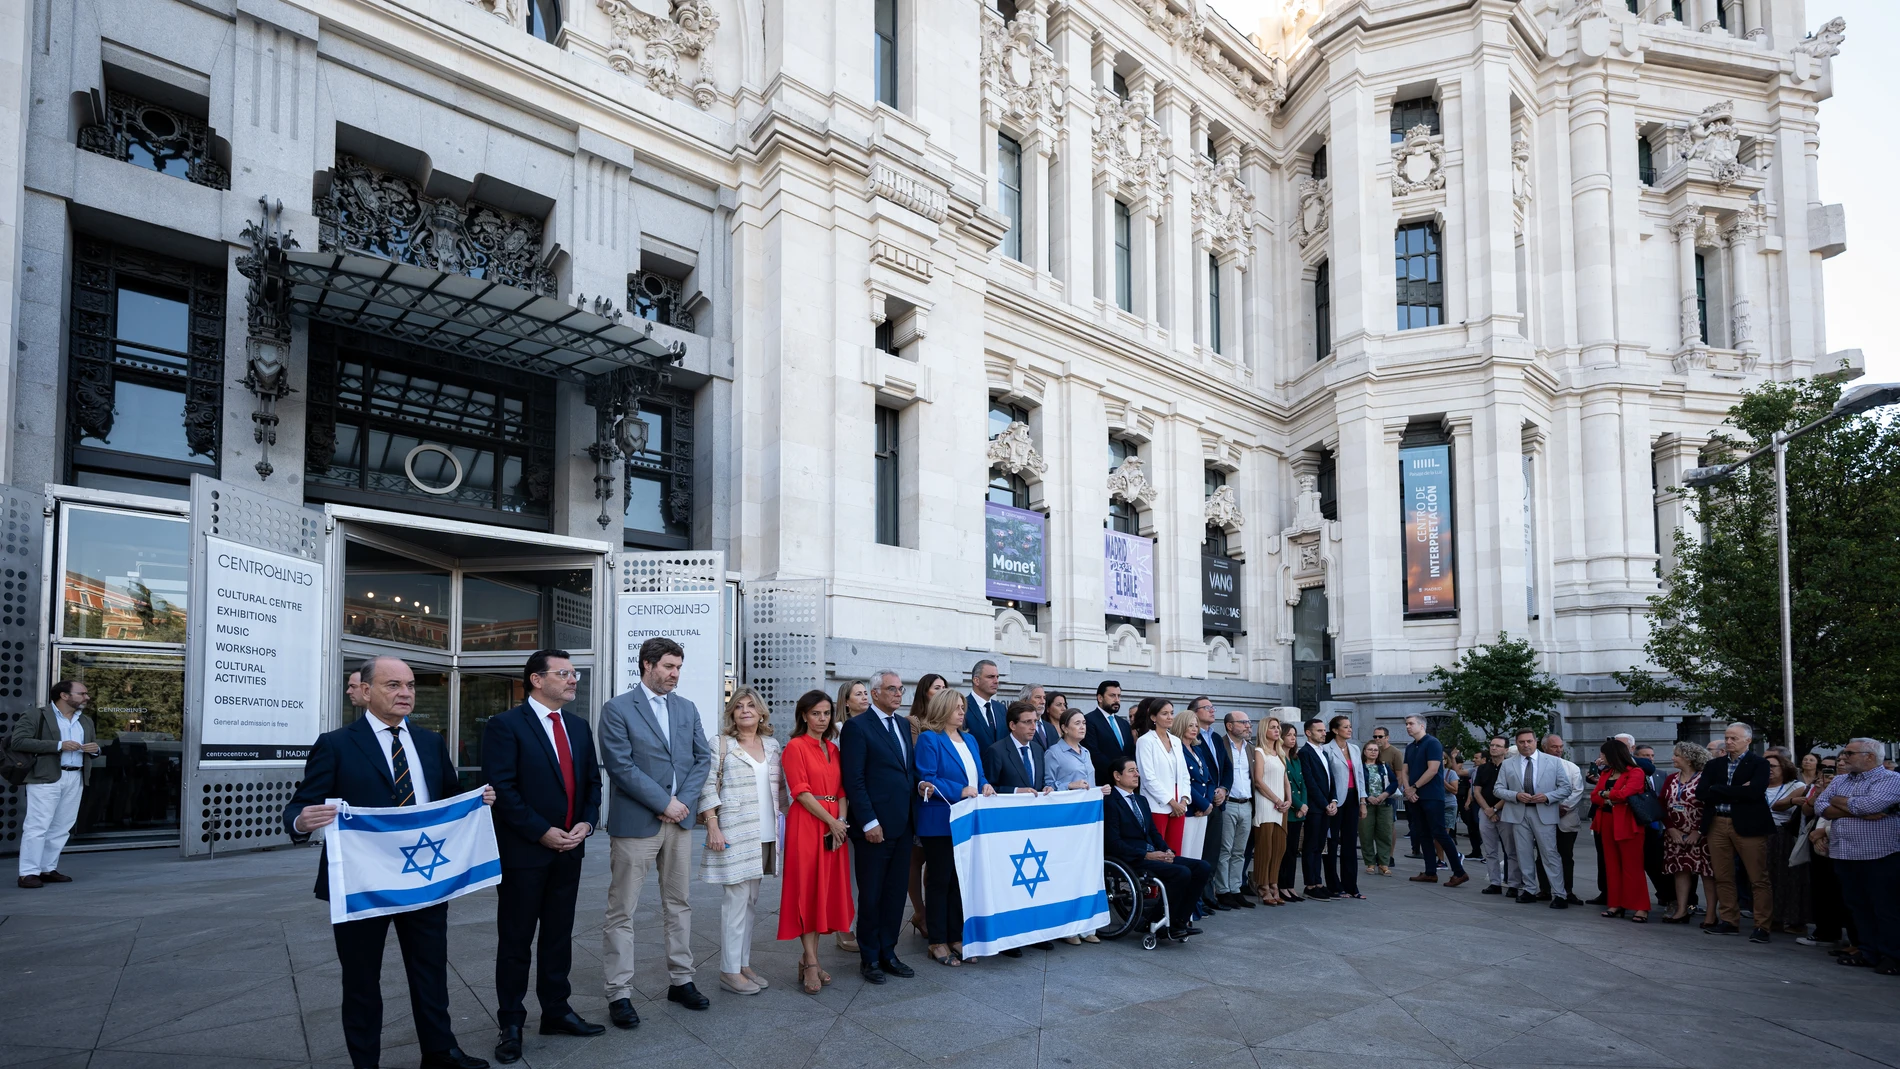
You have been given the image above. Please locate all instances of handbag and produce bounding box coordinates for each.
[1626,778,1664,826]
[0,710,41,787]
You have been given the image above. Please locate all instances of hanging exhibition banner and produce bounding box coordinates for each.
[1400,442,1457,615]
[1202,555,1242,632]
[1103,529,1154,619]
[984,502,1047,603]
[198,536,325,762]
[616,590,722,742]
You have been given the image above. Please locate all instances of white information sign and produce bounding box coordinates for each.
[615,591,722,743]
[198,535,324,763]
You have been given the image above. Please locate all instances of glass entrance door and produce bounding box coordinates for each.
[336,528,602,791]
[1292,587,1332,717]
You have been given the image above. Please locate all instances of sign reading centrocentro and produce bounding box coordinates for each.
[198,535,324,763]
[615,591,722,742]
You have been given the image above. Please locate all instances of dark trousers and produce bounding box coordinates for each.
[1279,820,1304,889]
[920,834,964,945]
[1836,853,1900,965]
[1461,801,1484,858]
[1644,826,1673,906]
[1138,854,1211,930]
[333,901,455,1068]
[1408,798,1466,878]
[1593,828,1607,898]
[1301,804,1328,888]
[495,851,582,1027]
[1200,802,1224,905]
[1537,830,1579,897]
[1811,854,1854,943]
[1326,790,1360,894]
[852,833,909,965]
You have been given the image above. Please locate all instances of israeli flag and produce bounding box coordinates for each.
[950,792,1108,957]
[324,786,502,924]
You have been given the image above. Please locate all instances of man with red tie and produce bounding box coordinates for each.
[483,650,605,1064]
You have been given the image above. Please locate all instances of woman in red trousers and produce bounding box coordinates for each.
[777,690,855,993]
[1591,737,1651,922]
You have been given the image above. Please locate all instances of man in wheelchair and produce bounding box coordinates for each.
[1104,756,1210,942]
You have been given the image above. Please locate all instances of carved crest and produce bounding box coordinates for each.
[980,0,1065,135]
[1192,149,1256,263]
[1204,484,1244,530]
[1107,455,1157,508]
[598,0,720,110]
[1391,124,1445,196]
[986,421,1047,478]
[1682,100,1744,188]
[1093,86,1169,203]
[1294,178,1330,249]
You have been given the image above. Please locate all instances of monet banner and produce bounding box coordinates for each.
[1202,555,1242,632]
[1400,442,1457,616]
[985,502,1046,603]
[1103,530,1154,619]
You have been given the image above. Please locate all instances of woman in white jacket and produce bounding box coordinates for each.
[1132,696,1191,852]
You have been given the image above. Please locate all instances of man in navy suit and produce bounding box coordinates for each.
[1296,717,1338,900]
[284,655,494,1069]
[1186,697,1234,912]
[1103,757,1207,941]
[963,659,1007,752]
[1083,680,1135,782]
[840,668,918,984]
[482,650,606,1063]
[984,701,1051,794]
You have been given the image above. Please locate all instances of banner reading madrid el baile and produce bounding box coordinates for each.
[323,787,502,924]
[950,792,1108,956]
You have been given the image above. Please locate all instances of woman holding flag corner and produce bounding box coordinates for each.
[913,688,994,966]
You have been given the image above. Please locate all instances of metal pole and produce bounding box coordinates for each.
[1773,433,1796,754]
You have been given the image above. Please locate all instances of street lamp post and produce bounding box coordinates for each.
[1680,382,1900,754]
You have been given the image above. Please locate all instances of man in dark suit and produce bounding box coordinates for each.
[841,668,918,984]
[963,659,1007,752]
[1699,722,1776,941]
[1103,757,1208,941]
[284,655,492,1069]
[482,649,606,1063]
[984,701,1050,793]
[1082,680,1135,782]
[1186,697,1233,911]
[1296,718,1337,900]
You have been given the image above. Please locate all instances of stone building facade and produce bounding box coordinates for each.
[0,0,1857,850]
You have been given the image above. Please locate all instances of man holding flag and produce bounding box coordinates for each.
[285,655,495,1069]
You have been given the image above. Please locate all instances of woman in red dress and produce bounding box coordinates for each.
[1591,737,1650,922]
[777,689,855,993]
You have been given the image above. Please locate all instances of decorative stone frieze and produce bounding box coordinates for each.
[1144,0,1285,115]
[1391,124,1445,196]
[1093,86,1169,204]
[597,0,719,110]
[868,164,949,223]
[1192,149,1256,264]
[986,421,1046,479]
[1293,177,1329,249]
[980,0,1065,137]
[1204,484,1243,531]
[1107,455,1157,509]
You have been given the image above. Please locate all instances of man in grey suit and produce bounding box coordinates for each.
[1498,728,1567,908]
[599,637,713,1025]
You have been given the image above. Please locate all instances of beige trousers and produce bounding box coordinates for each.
[603,825,694,997]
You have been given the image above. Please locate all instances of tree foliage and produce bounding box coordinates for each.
[1613,379,1900,747]
[1424,632,1562,746]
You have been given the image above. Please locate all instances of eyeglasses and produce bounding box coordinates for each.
[537,670,580,681]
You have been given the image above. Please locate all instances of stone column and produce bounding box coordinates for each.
[1026,132,1053,276]
[1567,66,1617,363]
[1134,200,1157,325]
[1670,207,1702,349]
[1724,211,1758,352]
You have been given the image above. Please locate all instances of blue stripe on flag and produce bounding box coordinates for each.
[962,891,1109,944]
[339,793,489,833]
[948,798,1103,844]
[343,859,502,914]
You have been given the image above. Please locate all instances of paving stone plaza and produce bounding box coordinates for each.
[4,837,1896,1069]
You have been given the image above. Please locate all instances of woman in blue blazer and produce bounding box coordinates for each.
[913,688,993,966]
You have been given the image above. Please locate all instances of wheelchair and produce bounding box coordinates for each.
[1099,857,1173,950]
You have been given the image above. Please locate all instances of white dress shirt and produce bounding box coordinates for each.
[56,709,85,770]
[1227,737,1252,801]
[860,708,907,834]
[641,682,676,793]
[528,696,571,756]
[365,713,431,805]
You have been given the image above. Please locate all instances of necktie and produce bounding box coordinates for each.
[388,726,415,806]
[1021,743,1034,784]
[549,712,577,828]
[1108,715,1124,749]
[988,700,1001,735]
[885,714,904,757]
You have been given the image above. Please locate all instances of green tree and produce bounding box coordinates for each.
[1423,632,1562,746]
[1614,379,1900,747]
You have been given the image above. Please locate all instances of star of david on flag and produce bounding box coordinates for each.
[323,786,501,924]
[1010,839,1050,897]
[950,793,1108,958]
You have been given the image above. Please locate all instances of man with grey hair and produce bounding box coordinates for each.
[1186,696,1230,911]
[964,659,1006,751]
[1214,712,1254,907]
[1809,738,1900,972]
[1536,734,1586,904]
[1700,722,1774,941]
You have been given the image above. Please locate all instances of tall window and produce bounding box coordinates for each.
[1107,437,1139,534]
[1203,470,1229,558]
[998,133,1023,262]
[1390,97,1441,143]
[525,0,560,41]
[1638,136,1655,186]
[1311,145,1328,180]
[67,239,224,497]
[874,0,899,108]
[1314,260,1332,360]
[1395,222,1443,330]
[1670,0,1684,20]
[1114,200,1133,312]
[1207,254,1223,354]
[1112,71,1128,100]
[875,406,900,545]
[621,386,696,549]
[1694,253,1709,344]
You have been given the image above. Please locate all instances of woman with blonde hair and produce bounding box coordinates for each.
[1659,740,1714,925]
[913,688,993,964]
[835,679,871,721]
[696,685,783,995]
[904,672,948,936]
[1251,716,1291,905]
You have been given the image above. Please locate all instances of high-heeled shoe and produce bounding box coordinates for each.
[800,962,823,994]
[909,912,928,938]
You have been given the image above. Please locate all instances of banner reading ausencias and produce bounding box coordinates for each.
[1401,443,1456,614]
[199,536,322,763]
[617,591,721,742]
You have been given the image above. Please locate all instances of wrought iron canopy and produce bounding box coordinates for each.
[279,250,684,382]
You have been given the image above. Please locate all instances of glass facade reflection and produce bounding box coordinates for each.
[61,506,190,643]
[342,540,452,648]
[56,648,184,844]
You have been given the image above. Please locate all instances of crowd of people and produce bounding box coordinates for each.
[135,639,1883,1069]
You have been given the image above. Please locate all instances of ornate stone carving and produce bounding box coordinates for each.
[1511,135,1533,212]
[1391,124,1445,196]
[1294,177,1330,249]
[318,155,557,295]
[1271,474,1341,646]
[78,90,230,191]
[870,240,932,283]
[598,0,719,110]
[1107,455,1157,509]
[1145,0,1285,115]
[237,198,300,480]
[868,164,949,222]
[986,421,1046,479]
[1204,484,1244,530]
[1092,85,1169,203]
[1794,17,1846,58]
[980,0,1065,135]
[1678,100,1745,188]
[1192,149,1256,263]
